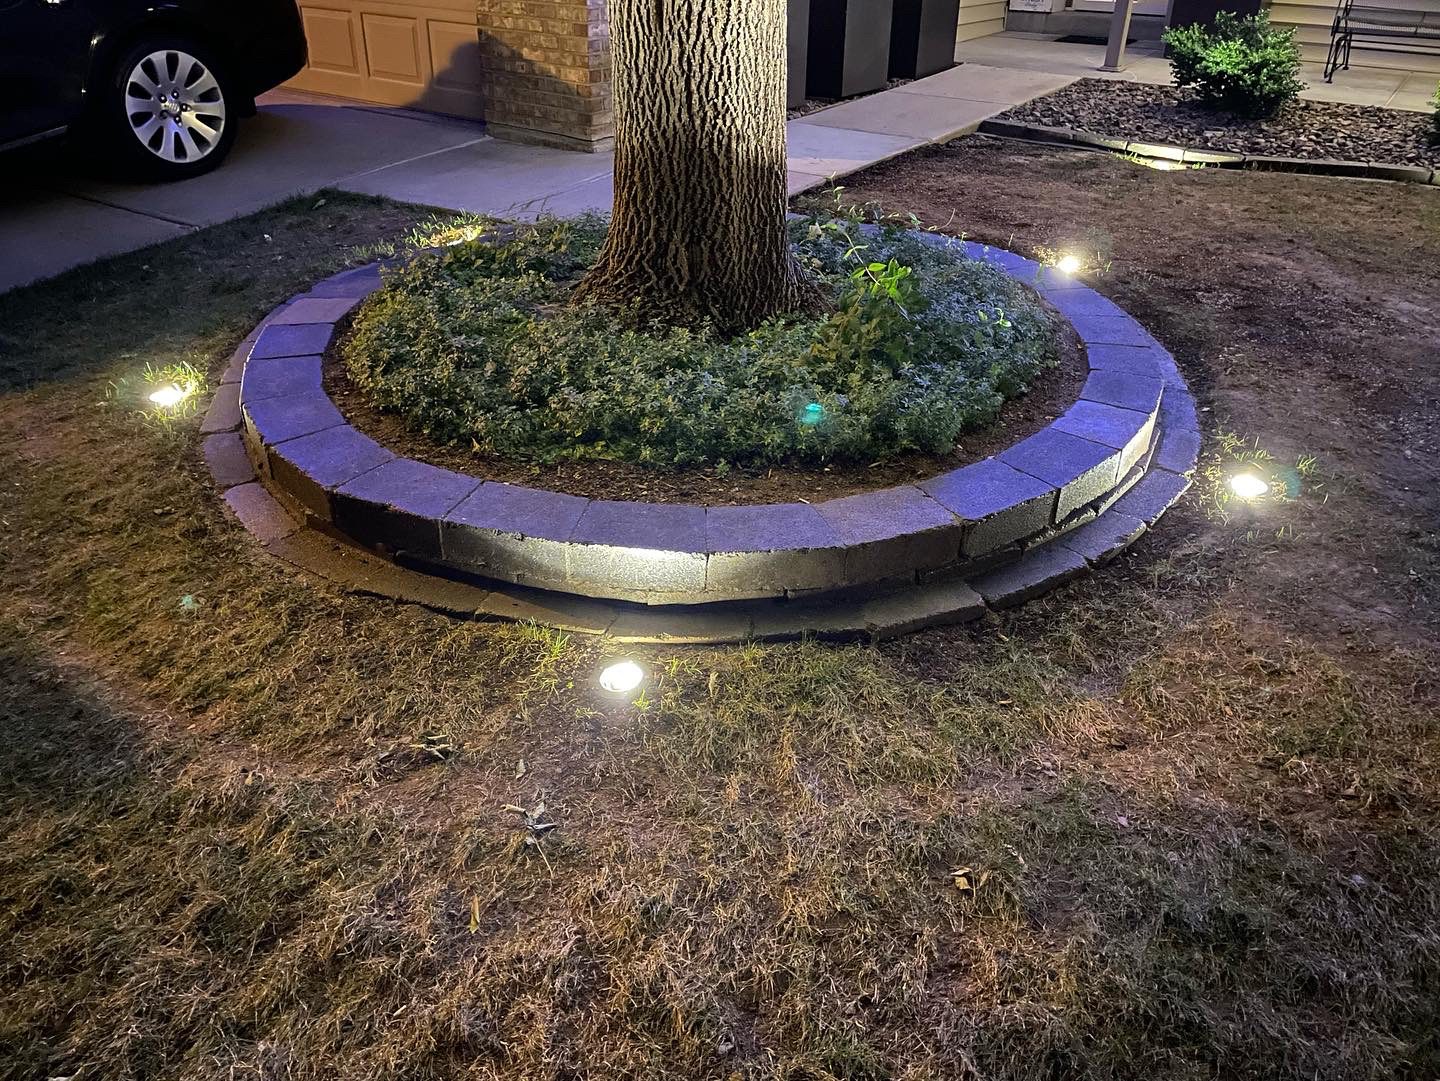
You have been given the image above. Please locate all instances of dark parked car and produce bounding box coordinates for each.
[0,0,307,179]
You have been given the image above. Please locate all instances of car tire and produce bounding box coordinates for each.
[100,38,239,180]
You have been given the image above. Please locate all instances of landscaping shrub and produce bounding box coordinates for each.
[1431,81,1440,144]
[1163,12,1305,119]
[343,216,1059,468]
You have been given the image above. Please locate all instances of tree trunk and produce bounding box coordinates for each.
[570,0,811,332]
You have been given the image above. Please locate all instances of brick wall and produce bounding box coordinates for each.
[476,0,615,151]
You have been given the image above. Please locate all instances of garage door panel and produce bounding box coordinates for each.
[289,2,486,119]
[302,8,361,74]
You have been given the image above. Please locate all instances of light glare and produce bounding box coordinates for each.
[148,383,191,408]
[1230,473,1269,499]
[599,660,644,694]
[1056,254,1082,275]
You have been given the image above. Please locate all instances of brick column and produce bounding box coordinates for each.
[476,0,614,152]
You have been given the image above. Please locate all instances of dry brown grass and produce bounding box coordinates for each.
[2,175,1439,1081]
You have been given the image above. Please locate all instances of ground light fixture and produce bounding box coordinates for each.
[1229,473,1270,499]
[598,660,645,694]
[148,383,193,408]
[1056,254,1082,276]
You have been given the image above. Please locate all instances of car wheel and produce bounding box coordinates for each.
[103,40,238,180]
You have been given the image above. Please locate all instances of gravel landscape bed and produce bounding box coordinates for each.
[999,78,1440,168]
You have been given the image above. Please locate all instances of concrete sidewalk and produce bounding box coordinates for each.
[1,64,1072,294]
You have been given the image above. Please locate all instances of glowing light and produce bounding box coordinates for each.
[1229,473,1270,499]
[799,402,825,427]
[1056,254,1082,276]
[148,383,192,408]
[599,660,644,694]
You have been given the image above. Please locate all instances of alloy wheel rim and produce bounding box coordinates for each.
[124,50,227,164]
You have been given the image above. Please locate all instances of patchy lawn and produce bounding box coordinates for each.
[1,148,1438,1081]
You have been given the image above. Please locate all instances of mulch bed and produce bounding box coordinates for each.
[998,78,1440,168]
[324,317,1086,507]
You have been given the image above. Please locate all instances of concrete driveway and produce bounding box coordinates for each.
[0,90,614,294]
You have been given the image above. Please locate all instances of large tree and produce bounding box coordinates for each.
[570,0,812,331]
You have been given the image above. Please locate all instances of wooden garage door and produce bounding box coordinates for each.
[287,0,485,119]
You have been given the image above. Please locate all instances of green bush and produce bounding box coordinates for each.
[342,215,1059,469]
[1163,12,1305,119]
[1431,82,1440,144]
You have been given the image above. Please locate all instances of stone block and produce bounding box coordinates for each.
[1069,314,1154,348]
[307,264,383,298]
[239,355,323,406]
[815,485,965,580]
[200,382,242,434]
[1108,468,1191,525]
[249,322,335,360]
[919,456,1058,557]
[1055,511,1146,565]
[222,481,300,543]
[242,394,345,449]
[1085,343,1173,379]
[1158,384,1200,434]
[1365,162,1433,183]
[1153,425,1202,476]
[475,583,620,636]
[1080,370,1164,414]
[961,242,1039,281]
[970,544,1088,609]
[608,604,753,643]
[566,501,708,601]
[267,426,395,519]
[997,427,1120,521]
[705,502,847,599]
[1126,140,1185,161]
[1040,287,1125,319]
[442,483,589,589]
[269,296,361,325]
[203,432,256,490]
[859,578,987,639]
[334,457,482,558]
[1052,400,1155,475]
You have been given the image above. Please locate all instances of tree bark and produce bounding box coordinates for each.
[570,0,812,332]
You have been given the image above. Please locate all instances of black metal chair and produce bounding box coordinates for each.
[1325,0,1440,81]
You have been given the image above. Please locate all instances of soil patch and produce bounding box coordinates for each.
[324,313,1086,506]
[999,78,1440,167]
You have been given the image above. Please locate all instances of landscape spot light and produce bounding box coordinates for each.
[148,383,192,408]
[1056,254,1082,276]
[800,401,825,427]
[599,660,644,694]
[1230,473,1269,500]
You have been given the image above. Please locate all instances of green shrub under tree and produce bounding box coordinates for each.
[1163,12,1305,119]
[342,215,1060,469]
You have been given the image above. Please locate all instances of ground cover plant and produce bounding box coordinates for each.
[2,147,1440,1081]
[1163,12,1305,118]
[342,214,1058,467]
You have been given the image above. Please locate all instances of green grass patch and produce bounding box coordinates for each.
[342,215,1058,467]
